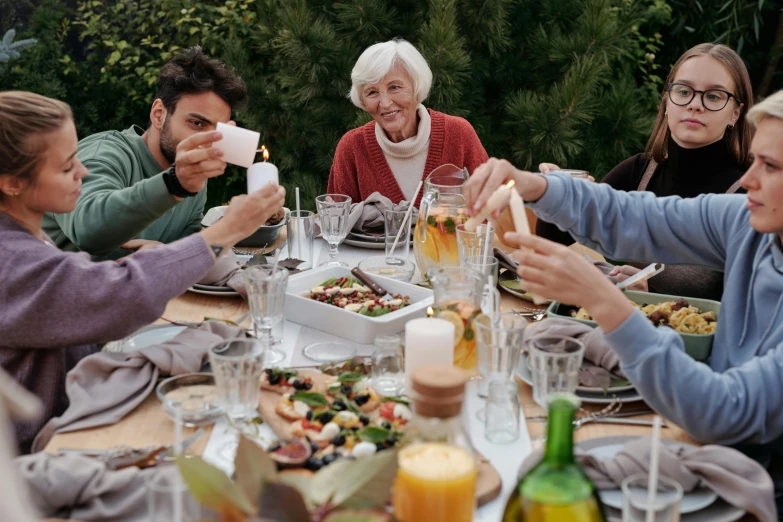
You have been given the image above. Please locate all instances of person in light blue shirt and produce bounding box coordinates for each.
[465,90,783,512]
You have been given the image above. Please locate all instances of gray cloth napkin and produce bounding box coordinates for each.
[197,251,248,298]
[524,318,625,379]
[494,247,619,284]
[16,452,157,521]
[347,191,417,233]
[518,437,778,522]
[32,321,245,452]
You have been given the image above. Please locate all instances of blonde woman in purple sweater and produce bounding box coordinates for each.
[0,91,285,453]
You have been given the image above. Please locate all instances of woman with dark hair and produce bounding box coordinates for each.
[536,43,754,300]
[0,91,285,453]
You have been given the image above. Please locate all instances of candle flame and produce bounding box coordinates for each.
[506,180,515,188]
[262,147,270,162]
[427,306,434,317]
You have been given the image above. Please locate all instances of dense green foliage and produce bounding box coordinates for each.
[1,0,780,210]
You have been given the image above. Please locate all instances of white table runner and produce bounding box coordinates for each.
[203,236,533,521]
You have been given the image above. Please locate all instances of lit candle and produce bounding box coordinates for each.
[509,185,547,305]
[247,146,279,194]
[214,122,260,168]
[465,180,515,232]
[404,318,454,391]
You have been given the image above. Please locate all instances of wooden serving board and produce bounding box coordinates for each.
[257,370,502,507]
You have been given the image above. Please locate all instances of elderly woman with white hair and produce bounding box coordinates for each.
[466,90,783,511]
[328,38,487,205]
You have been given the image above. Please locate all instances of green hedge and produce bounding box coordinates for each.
[2,0,777,211]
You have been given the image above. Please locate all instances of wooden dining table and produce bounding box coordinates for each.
[42,240,756,521]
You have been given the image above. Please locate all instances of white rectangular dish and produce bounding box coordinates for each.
[284,266,434,344]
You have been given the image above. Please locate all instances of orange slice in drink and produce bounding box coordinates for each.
[436,310,464,344]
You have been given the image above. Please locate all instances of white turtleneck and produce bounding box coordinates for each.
[375,104,431,201]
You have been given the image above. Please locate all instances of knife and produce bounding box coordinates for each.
[351,266,393,301]
[615,263,665,291]
[589,417,667,427]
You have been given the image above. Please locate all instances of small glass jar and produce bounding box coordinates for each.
[393,365,477,522]
[371,334,404,396]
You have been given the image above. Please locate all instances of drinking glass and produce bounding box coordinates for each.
[209,338,266,422]
[474,312,527,420]
[463,255,500,315]
[622,474,683,522]
[146,466,202,522]
[484,375,521,444]
[371,334,404,396]
[316,194,352,267]
[286,210,315,270]
[526,334,585,408]
[245,264,288,365]
[456,223,495,262]
[385,209,411,259]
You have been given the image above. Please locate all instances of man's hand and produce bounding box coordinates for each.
[174,130,227,193]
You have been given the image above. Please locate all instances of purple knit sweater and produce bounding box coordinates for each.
[0,212,215,453]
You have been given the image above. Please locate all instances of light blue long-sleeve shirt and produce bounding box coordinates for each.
[528,173,783,452]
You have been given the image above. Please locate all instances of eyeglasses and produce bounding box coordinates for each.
[667,82,740,112]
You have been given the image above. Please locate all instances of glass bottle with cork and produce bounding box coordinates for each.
[503,393,606,522]
[393,364,477,522]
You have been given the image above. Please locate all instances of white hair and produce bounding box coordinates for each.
[349,38,433,110]
[747,90,783,127]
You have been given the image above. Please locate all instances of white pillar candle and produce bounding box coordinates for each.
[508,184,530,234]
[465,180,514,232]
[247,162,279,193]
[213,122,260,168]
[404,318,454,391]
[509,186,547,305]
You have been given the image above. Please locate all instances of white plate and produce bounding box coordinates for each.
[603,500,744,522]
[517,353,643,404]
[498,270,553,304]
[188,287,240,297]
[344,238,386,249]
[284,266,433,344]
[123,325,187,352]
[579,436,723,516]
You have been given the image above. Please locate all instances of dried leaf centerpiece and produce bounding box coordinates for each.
[177,434,396,522]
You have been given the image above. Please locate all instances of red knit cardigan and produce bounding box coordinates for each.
[327,109,489,206]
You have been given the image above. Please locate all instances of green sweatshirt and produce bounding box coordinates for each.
[43,125,207,259]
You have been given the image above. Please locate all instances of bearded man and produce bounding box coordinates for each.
[43,47,247,259]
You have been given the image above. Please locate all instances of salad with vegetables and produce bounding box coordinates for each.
[306,276,411,317]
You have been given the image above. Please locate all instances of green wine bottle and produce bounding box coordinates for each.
[503,394,606,522]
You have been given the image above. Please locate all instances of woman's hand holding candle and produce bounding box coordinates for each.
[463,158,547,218]
[464,181,513,232]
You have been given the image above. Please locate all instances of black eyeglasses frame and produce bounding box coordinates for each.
[666,82,741,112]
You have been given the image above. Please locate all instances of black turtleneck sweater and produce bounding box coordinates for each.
[536,138,746,301]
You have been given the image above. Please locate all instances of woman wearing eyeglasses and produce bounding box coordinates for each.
[537,43,753,301]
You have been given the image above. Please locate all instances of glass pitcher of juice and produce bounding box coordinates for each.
[414,164,470,277]
[394,365,477,522]
[428,266,484,376]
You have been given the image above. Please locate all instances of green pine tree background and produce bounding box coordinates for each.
[2,0,781,210]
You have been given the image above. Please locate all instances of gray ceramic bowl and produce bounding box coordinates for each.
[202,206,288,248]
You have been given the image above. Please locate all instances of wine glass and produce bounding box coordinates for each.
[315,194,352,267]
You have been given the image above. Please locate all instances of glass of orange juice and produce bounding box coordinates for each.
[427,267,484,376]
[393,365,477,522]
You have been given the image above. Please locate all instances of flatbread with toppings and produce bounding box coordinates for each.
[262,368,314,394]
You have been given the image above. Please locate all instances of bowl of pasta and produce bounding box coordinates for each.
[546,291,720,361]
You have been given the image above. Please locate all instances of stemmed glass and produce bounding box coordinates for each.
[315,194,352,267]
